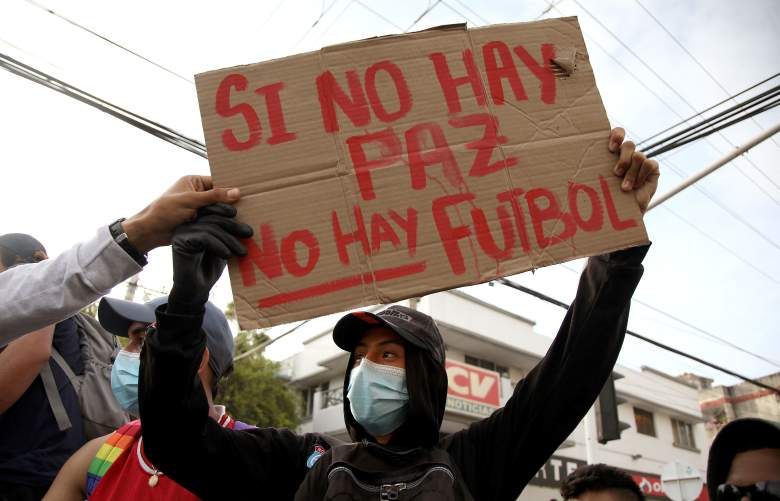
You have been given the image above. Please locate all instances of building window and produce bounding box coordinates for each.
[301,383,328,418]
[634,407,656,436]
[671,418,697,450]
[465,354,509,378]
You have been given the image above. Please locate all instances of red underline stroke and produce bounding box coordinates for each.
[257,261,427,308]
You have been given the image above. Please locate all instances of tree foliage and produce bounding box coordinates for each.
[219,329,302,429]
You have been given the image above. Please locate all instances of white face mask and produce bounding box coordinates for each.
[347,358,409,436]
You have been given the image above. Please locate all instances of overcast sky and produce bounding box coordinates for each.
[1,0,778,387]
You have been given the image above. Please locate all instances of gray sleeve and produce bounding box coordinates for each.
[0,226,142,347]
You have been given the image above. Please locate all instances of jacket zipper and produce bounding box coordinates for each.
[328,466,380,492]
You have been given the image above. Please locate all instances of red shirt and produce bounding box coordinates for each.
[88,412,248,500]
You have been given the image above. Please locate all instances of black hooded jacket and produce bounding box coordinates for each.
[139,244,648,500]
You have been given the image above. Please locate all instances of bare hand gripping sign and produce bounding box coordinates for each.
[195,17,648,329]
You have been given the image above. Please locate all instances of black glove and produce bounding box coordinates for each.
[167,203,253,313]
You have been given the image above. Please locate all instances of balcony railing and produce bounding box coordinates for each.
[321,387,343,409]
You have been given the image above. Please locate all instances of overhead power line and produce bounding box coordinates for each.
[233,320,311,362]
[638,72,780,148]
[354,0,404,32]
[405,0,442,33]
[24,0,194,84]
[658,157,780,268]
[498,278,780,395]
[0,51,207,158]
[438,0,480,27]
[450,0,490,25]
[291,0,342,51]
[6,18,778,393]
[633,0,780,150]
[554,1,780,208]
[644,84,780,158]
[558,261,780,370]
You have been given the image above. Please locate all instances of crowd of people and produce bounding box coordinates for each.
[1,131,777,500]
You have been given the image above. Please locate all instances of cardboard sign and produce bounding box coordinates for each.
[445,359,501,418]
[195,17,648,329]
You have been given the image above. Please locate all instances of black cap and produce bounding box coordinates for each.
[0,233,47,268]
[333,305,445,365]
[706,417,780,499]
[98,296,235,382]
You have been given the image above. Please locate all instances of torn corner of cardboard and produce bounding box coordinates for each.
[551,47,578,76]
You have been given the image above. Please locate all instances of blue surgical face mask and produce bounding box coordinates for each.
[347,358,409,437]
[111,350,140,415]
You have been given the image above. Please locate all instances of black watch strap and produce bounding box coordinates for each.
[109,218,148,267]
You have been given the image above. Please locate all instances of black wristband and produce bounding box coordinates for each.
[109,218,148,267]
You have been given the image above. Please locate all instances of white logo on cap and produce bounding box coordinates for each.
[380,309,412,323]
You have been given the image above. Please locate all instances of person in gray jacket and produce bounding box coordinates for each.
[0,175,242,347]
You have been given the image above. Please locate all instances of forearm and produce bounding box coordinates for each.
[0,325,55,413]
[506,245,649,484]
[139,305,228,497]
[0,227,141,346]
[452,244,649,500]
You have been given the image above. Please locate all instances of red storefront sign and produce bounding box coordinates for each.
[445,360,501,418]
[631,472,709,501]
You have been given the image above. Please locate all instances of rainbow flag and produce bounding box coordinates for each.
[86,420,141,498]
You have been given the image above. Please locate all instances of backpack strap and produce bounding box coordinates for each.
[86,420,142,498]
[40,361,73,432]
[50,347,80,390]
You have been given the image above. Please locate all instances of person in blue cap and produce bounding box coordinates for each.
[43,296,255,501]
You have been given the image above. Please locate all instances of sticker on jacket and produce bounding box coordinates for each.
[306,444,326,468]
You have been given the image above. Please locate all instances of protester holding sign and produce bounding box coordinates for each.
[0,175,242,346]
[137,126,657,499]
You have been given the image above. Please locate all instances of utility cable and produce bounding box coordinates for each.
[556,1,780,208]
[645,90,780,158]
[633,0,780,149]
[405,0,442,33]
[647,92,780,157]
[233,319,311,362]
[450,0,491,25]
[23,0,194,84]
[439,0,479,27]
[638,72,780,148]
[7,17,778,392]
[0,51,207,158]
[291,0,342,51]
[312,0,357,46]
[557,261,780,369]
[354,0,404,32]
[658,157,780,264]
[498,278,780,395]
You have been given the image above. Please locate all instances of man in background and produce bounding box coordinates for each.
[561,463,645,501]
[43,297,254,501]
[707,418,780,501]
[0,234,83,501]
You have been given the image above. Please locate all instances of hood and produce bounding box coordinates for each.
[333,305,448,448]
[706,417,780,500]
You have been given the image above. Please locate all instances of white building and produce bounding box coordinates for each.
[278,290,709,500]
